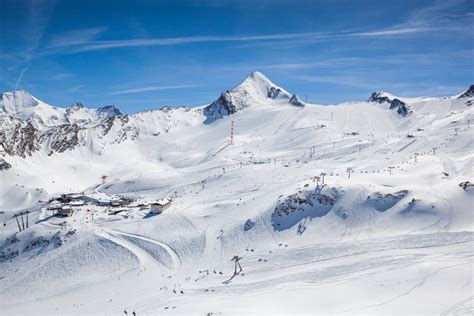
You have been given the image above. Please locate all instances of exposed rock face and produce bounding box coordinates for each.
[0,111,142,158]
[243,219,255,231]
[99,115,139,142]
[0,91,136,157]
[366,190,409,212]
[267,86,283,99]
[459,181,474,191]
[390,98,410,116]
[271,185,343,231]
[49,124,82,153]
[204,90,238,120]
[368,92,411,116]
[289,94,304,107]
[0,116,40,157]
[457,85,474,99]
[368,92,391,104]
[67,102,85,111]
[97,104,122,117]
[0,158,11,170]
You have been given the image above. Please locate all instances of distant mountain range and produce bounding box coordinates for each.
[0,71,472,159]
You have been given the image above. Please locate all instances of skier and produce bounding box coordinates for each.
[231,255,243,275]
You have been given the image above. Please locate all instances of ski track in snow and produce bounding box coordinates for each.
[107,229,182,270]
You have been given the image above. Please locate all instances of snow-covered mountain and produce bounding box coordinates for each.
[0,90,122,129]
[203,71,296,122]
[1,72,473,315]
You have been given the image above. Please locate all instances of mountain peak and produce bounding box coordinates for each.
[1,90,33,98]
[0,90,39,114]
[235,71,291,100]
[97,104,122,116]
[70,102,85,109]
[203,71,292,123]
[245,71,271,83]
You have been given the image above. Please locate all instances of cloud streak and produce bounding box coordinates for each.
[12,0,56,89]
[23,0,469,58]
[44,23,468,55]
[109,84,202,95]
[48,27,108,47]
[48,32,327,53]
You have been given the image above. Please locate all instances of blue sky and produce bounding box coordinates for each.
[1,0,473,113]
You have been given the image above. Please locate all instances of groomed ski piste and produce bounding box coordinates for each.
[0,72,473,315]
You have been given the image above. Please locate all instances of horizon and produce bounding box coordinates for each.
[1,0,473,113]
[2,70,473,113]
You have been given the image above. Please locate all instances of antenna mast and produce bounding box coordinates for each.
[230,120,235,145]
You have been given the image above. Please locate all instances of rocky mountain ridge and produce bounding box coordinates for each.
[1,73,472,159]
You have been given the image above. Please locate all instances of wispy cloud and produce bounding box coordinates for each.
[207,49,474,73]
[48,27,108,47]
[28,0,470,57]
[12,0,56,89]
[351,26,462,37]
[14,66,30,90]
[384,0,472,36]
[109,84,202,95]
[44,22,469,55]
[48,32,328,54]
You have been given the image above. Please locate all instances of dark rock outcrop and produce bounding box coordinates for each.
[203,90,237,122]
[49,123,82,153]
[97,104,123,117]
[0,116,40,157]
[0,158,11,170]
[368,92,411,117]
[271,186,343,231]
[457,85,474,99]
[289,94,304,107]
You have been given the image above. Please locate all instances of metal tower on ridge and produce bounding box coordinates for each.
[230,120,234,145]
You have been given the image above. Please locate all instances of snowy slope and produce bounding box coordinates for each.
[0,73,473,315]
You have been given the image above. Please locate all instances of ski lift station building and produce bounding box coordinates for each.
[69,200,85,207]
[150,198,171,214]
[58,206,74,217]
